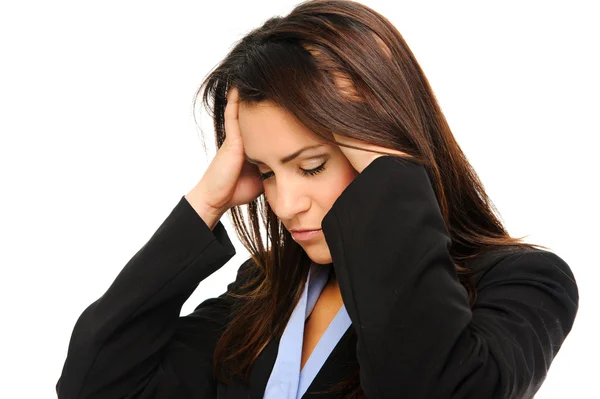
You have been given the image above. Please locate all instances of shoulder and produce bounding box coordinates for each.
[229,257,265,296]
[469,247,579,303]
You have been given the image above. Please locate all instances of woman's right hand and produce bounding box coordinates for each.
[185,86,264,229]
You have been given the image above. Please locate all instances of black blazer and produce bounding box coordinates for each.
[56,156,579,399]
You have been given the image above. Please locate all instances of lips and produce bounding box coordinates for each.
[290,229,322,242]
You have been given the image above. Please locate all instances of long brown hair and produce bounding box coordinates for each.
[191,0,549,397]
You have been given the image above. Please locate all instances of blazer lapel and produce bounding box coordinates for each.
[248,334,281,398]
[242,325,357,398]
[301,326,357,398]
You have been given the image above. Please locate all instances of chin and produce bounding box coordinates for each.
[304,247,333,265]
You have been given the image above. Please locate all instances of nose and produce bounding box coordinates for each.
[269,178,311,221]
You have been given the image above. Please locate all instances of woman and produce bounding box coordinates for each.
[56,1,579,398]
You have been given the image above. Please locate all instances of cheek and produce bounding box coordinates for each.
[335,159,359,187]
[314,166,356,209]
[263,185,279,211]
[325,171,355,202]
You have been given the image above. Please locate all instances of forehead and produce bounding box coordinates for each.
[238,101,323,151]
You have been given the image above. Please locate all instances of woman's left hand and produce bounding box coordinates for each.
[332,133,411,173]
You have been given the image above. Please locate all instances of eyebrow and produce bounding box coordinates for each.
[245,144,325,166]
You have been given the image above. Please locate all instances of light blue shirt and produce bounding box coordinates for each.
[263,262,352,399]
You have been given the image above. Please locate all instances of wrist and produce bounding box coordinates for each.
[184,193,225,231]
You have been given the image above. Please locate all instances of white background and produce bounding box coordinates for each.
[1,1,598,398]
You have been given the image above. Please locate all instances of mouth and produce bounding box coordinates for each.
[290,229,322,242]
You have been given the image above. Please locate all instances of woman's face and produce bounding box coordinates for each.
[238,100,358,265]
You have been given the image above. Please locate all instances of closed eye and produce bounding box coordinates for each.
[258,162,327,181]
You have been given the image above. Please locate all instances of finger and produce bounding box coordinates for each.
[224,87,243,146]
[333,133,409,157]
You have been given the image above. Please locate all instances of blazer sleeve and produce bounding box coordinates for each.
[56,195,254,399]
[320,155,579,399]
